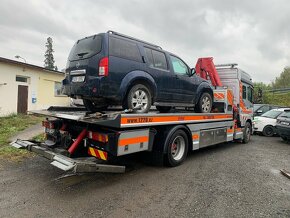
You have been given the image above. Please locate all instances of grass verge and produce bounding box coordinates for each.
[0,114,44,161]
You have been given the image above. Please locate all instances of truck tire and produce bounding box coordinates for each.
[242,122,251,143]
[124,84,152,113]
[195,92,212,113]
[164,129,189,167]
[262,125,274,137]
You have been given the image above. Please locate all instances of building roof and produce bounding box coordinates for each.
[0,56,64,75]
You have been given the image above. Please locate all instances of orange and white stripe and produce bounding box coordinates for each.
[88,147,108,160]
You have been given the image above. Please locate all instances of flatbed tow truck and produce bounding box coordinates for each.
[11,58,254,174]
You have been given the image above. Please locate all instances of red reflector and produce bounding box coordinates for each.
[99,57,109,76]
[87,131,108,143]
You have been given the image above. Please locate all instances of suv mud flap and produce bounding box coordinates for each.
[10,139,125,173]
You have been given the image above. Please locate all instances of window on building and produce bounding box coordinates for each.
[16,76,28,83]
[54,82,62,96]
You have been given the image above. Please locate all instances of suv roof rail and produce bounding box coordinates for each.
[215,63,238,68]
[107,30,162,49]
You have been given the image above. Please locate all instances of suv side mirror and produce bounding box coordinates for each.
[189,68,196,76]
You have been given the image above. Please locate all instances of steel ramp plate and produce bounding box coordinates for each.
[55,113,85,121]
[51,156,76,171]
[10,139,125,174]
[10,139,35,149]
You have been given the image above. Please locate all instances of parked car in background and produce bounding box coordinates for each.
[276,109,290,142]
[253,104,281,117]
[253,108,290,136]
[62,31,213,113]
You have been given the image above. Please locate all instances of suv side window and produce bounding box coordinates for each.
[170,55,189,75]
[145,48,168,70]
[109,37,142,62]
[144,48,154,68]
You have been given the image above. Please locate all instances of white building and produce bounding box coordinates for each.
[0,57,70,116]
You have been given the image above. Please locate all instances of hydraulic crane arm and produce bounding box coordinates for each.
[195,57,223,87]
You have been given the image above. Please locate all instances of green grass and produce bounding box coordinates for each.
[32,133,46,142]
[0,146,34,162]
[0,114,44,161]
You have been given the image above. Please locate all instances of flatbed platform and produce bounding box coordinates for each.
[31,106,233,129]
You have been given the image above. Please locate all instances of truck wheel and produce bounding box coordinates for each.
[196,92,212,113]
[164,129,188,167]
[83,99,107,112]
[262,125,274,137]
[156,106,172,113]
[242,122,251,143]
[124,84,152,113]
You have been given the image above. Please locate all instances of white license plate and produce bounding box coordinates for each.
[280,121,290,126]
[72,76,85,82]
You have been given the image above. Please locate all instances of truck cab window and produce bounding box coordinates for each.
[247,87,253,103]
[242,85,247,99]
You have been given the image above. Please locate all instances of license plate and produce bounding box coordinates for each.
[280,121,290,126]
[72,76,85,82]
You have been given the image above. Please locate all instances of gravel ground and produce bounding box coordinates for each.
[0,135,289,218]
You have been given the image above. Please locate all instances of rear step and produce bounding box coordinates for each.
[10,140,125,173]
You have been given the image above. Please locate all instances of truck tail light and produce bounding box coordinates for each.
[87,131,108,143]
[99,57,109,76]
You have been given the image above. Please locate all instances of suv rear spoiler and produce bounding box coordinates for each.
[10,140,125,173]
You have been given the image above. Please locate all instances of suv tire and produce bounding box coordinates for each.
[124,84,152,113]
[196,92,212,113]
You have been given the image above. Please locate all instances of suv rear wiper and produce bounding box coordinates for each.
[77,52,89,57]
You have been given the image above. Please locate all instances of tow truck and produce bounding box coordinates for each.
[11,58,254,174]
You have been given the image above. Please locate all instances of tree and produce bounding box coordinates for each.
[272,67,290,89]
[44,37,58,70]
[253,68,290,105]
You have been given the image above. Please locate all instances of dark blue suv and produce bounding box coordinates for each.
[62,31,213,113]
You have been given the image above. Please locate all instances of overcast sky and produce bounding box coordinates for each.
[0,0,289,83]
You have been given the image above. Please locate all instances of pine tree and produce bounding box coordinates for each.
[44,37,57,70]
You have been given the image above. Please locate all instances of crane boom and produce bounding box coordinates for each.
[195,57,223,87]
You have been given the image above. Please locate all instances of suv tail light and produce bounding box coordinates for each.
[99,57,109,76]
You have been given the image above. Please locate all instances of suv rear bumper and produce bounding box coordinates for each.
[62,77,101,96]
[62,77,120,102]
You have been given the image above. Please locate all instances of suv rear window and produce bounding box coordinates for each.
[68,35,102,61]
[109,37,142,62]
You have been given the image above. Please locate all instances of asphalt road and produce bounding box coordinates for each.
[0,135,290,218]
